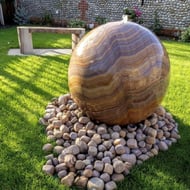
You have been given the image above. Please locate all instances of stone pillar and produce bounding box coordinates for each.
[17,27,33,54]
[0,3,4,25]
[72,34,81,51]
[78,0,89,21]
[72,30,85,51]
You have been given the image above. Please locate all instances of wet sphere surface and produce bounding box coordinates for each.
[68,21,170,125]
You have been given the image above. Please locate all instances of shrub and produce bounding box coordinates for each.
[41,11,53,26]
[123,7,143,24]
[181,26,190,42]
[95,16,107,25]
[151,10,162,34]
[68,19,86,28]
[14,5,29,25]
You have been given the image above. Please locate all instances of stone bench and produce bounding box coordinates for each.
[17,26,85,54]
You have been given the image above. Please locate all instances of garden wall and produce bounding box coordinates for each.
[21,0,190,30]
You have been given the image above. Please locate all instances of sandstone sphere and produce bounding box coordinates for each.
[68,21,170,125]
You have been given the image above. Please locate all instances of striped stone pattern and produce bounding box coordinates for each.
[68,21,170,125]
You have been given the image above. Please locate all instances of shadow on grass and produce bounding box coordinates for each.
[168,52,190,60]
[118,114,190,190]
[1,53,189,189]
[0,55,70,190]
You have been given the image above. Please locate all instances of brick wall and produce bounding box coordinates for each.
[21,0,190,30]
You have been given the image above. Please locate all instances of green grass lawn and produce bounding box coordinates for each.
[0,27,190,190]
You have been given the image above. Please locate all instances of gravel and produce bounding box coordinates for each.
[40,94,181,190]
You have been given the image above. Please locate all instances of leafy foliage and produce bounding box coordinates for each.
[95,16,107,25]
[41,11,53,26]
[123,7,143,24]
[151,10,163,34]
[180,26,190,42]
[14,5,29,25]
[68,19,86,28]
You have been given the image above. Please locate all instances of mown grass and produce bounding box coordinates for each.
[0,27,190,190]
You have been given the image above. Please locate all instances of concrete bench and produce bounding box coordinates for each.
[17,26,85,54]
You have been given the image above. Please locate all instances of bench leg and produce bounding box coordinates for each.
[17,28,33,54]
[72,34,79,51]
[72,31,85,51]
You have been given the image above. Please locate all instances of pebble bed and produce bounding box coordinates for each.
[39,94,180,190]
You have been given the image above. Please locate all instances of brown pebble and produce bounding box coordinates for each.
[138,154,149,161]
[46,159,52,165]
[88,146,98,156]
[74,176,88,188]
[58,170,67,178]
[136,133,146,141]
[78,129,87,137]
[151,148,158,155]
[87,129,96,137]
[104,151,114,159]
[158,141,168,151]
[121,154,136,165]
[100,173,110,182]
[171,131,180,139]
[92,134,102,144]
[127,132,136,139]
[111,132,120,139]
[94,160,104,172]
[61,172,75,187]
[47,135,56,141]
[97,152,104,159]
[42,165,54,175]
[83,169,93,178]
[60,124,69,133]
[146,127,157,138]
[138,141,146,148]
[42,143,53,152]
[88,140,97,147]
[80,135,91,143]
[119,130,127,138]
[113,125,121,132]
[67,145,80,155]
[157,129,164,139]
[155,106,166,116]
[70,132,78,140]
[105,181,117,190]
[98,144,107,152]
[103,140,112,149]
[56,139,64,146]
[64,154,76,168]
[103,163,113,175]
[53,146,64,154]
[75,160,86,170]
[127,139,138,148]
[102,156,111,164]
[79,116,90,124]
[101,133,111,140]
[87,177,104,190]
[86,121,95,130]
[62,133,70,140]
[113,138,126,146]
[113,160,125,174]
[115,144,126,155]
[97,126,107,135]
[146,136,156,145]
[111,173,124,182]
[93,170,100,177]
[73,122,83,132]
[77,154,86,160]
[75,138,88,153]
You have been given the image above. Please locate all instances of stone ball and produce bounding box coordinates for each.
[68,21,170,125]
